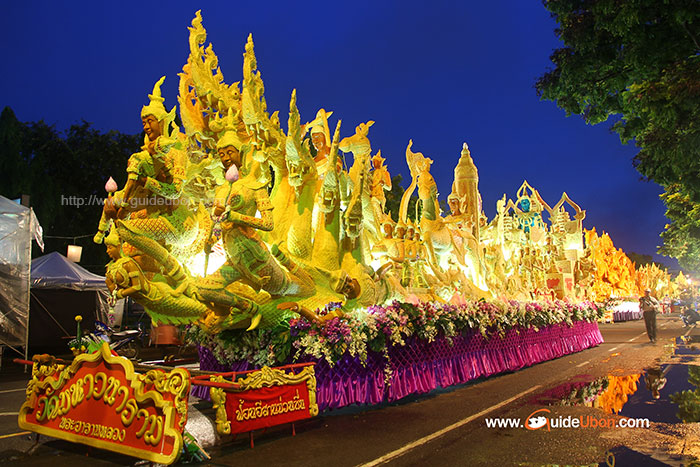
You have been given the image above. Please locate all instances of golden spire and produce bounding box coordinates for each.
[141,76,169,121]
[212,107,244,149]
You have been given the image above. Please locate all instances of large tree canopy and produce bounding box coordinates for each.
[0,107,141,272]
[536,0,700,270]
[659,184,700,272]
[536,0,699,193]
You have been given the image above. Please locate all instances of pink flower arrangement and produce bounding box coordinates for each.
[188,299,603,367]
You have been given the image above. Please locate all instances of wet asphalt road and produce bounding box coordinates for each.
[0,314,695,466]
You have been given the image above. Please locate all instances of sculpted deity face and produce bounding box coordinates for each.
[311,132,327,153]
[106,244,121,261]
[518,198,531,213]
[218,145,242,171]
[331,272,361,300]
[142,114,161,142]
[383,223,393,238]
[416,157,434,174]
[448,196,460,215]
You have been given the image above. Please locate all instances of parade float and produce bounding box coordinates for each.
[16,11,696,463]
[85,11,609,413]
[584,228,679,321]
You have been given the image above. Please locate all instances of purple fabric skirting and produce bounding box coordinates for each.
[194,320,603,410]
[613,310,643,322]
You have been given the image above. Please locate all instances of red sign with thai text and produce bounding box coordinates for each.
[225,382,312,433]
[208,364,318,436]
[18,344,189,465]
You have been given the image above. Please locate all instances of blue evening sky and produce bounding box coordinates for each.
[0,1,671,264]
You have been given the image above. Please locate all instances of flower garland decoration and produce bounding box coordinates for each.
[186,299,603,367]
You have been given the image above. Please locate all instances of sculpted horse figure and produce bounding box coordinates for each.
[400,141,467,286]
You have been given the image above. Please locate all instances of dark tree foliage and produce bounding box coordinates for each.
[627,251,669,271]
[536,0,700,269]
[0,107,141,273]
[626,252,654,268]
[670,366,700,423]
[659,184,700,272]
[537,0,699,192]
[384,174,419,223]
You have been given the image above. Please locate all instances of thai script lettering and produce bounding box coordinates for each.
[235,390,306,422]
[58,417,126,442]
[34,371,164,446]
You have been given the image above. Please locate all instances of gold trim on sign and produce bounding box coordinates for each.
[209,376,232,435]
[18,343,189,465]
[210,364,318,434]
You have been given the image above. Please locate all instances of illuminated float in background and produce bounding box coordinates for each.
[596,374,642,414]
[584,229,678,321]
[95,10,700,410]
[532,373,641,414]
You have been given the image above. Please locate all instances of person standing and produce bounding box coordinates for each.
[639,288,660,343]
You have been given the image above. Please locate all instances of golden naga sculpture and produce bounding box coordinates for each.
[94,11,656,333]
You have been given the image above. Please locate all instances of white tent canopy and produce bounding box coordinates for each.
[29,252,111,350]
[32,252,108,290]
